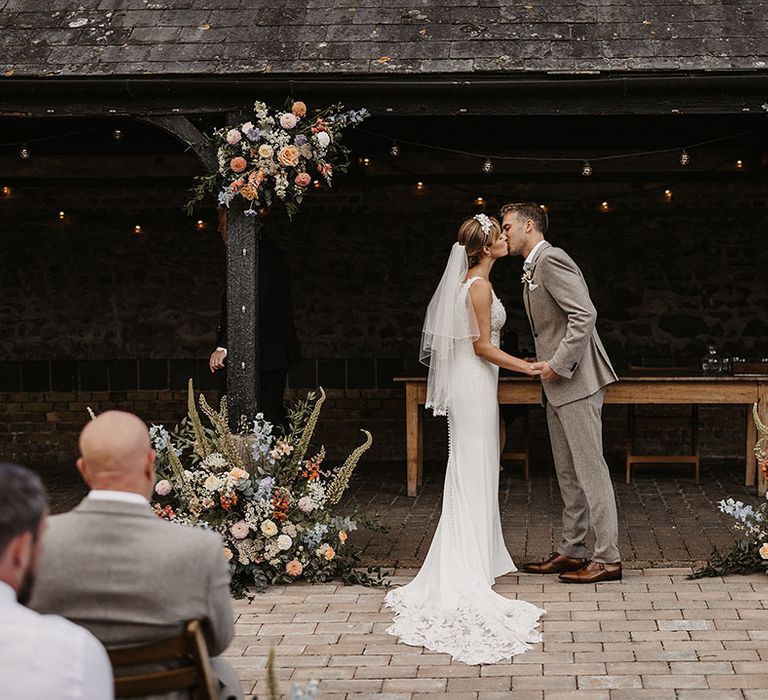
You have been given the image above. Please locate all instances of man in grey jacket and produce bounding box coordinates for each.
[502,202,621,584]
[30,410,243,699]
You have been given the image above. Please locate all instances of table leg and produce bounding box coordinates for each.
[416,408,424,487]
[746,404,757,487]
[406,383,419,497]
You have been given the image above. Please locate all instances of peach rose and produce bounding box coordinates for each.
[324,546,335,561]
[230,156,247,173]
[338,530,347,544]
[760,543,768,560]
[240,184,258,201]
[286,559,303,577]
[292,101,307,117]
[228,467,249,481]
[223,547,233,561]
[278,145,300,167]
[294,172,312,187]
[257,144,273,159]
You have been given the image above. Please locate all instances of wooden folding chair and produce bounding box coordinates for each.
[107,620,218,699]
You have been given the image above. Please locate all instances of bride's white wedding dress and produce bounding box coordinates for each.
[384,277,544,665]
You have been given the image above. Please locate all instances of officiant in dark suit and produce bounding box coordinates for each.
[209,209,301,429]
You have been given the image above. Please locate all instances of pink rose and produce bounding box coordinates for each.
[230,157,247,173]
[226,128,242,145]
[154,479,172,496]
[294,173,312,187]
[286,559,303,577]
[280,113,298,130]
[229,520,249,540]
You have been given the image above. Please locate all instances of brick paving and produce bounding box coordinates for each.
[227,569,768,699]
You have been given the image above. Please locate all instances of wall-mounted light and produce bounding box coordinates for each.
[58,211,65,220]
[600,201,609,212]
[664,189,673,201]
[196,219,205,230]
[134,224,142,235]
[1,186,10,197]
[736,159,744,169]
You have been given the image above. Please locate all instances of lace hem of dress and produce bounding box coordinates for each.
[383,589,545,666]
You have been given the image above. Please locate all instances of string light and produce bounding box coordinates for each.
[474,196,486,206]
[134,224,142,235]
[58,211,65,220]
[679,150,690,166]
[112,129,123,141]
[736,159,744,168]
[664,189,673,201]
[196,219,205,230]
[389,142,400,157]
[415,181,425,192]
[600,201,609,212]
[482,158,493,174]
[539,204,548,213]
[581,161,593,177]
[313,179,321,189]
[361,157,371,167]
[1,186,10,197]
[19,145,30,159]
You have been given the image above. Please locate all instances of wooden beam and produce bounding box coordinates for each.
[137,115,218,172]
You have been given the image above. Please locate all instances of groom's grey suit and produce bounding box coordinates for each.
[30,497,243,700]
[523,241,620,563]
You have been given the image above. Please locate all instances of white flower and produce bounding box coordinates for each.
[282,522,298,538]
[226,128,242,145]
[202,452,228,470]
[279,113,298,130]
[277,534,293,551]
[229,520,249,540]
[261,519,278,538]
[203,474,221,491]
[297,496,316,513]
[314,131,330,149]
[154,479,172,496]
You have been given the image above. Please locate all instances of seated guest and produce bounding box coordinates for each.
[0,462,113,700]
[30,411,243,700]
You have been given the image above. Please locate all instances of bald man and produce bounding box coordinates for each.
[30,411,243,700]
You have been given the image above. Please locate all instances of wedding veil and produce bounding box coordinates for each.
[420,242,480,416]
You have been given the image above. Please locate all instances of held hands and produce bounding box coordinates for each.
[209,349,227,373]
[531,360,561,382]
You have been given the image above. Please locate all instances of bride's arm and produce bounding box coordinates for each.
[468,280,540,376]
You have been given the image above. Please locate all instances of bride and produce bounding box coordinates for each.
[385,213,545,665]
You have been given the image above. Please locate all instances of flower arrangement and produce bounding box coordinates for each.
[186,99,369,220]
[689,402,768,579]
[149,380,385,594]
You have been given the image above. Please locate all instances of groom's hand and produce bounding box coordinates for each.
[534,361,561,382]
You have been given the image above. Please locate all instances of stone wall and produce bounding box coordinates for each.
[1,144,766,467]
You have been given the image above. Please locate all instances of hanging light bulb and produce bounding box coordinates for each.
[664,189,673,201]
[1,186,10,197]
[19,144,30,159]
[58,211,65,220]
[415,181,425,192]
[474,196,486,206]
[482,158,493,174]
[581,161,593,177]
[361,157,371,167]
[112,129,123,141]
[196,219,205,230]
[134,224,142,235]
[313,179,321,189]
[389,142,400,157]
[736,159,744,169]
[679,150,690,166]
[600,201,609,212]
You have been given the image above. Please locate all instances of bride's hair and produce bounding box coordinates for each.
[457,215,501,266]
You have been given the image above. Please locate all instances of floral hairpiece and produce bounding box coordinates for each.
[473,213,492,237]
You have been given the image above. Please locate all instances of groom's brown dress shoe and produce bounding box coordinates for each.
[521,552,586,574]
[558,560,623,584]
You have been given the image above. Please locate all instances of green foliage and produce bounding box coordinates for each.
[688,540,768,579]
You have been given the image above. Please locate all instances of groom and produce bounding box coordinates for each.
[501,202,622,584]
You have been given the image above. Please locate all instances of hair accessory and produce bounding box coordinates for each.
[473,213,492,237]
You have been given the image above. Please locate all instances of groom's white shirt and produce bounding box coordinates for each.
[524,240,547,267]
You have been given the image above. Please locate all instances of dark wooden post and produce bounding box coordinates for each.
[138,112,261,427]
[225,198,260,428]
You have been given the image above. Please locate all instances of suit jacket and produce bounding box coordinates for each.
[30,498,235,697]
[216,232,301,373]
[522,241,618,407]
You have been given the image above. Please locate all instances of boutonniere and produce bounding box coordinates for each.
[521,270,538,291]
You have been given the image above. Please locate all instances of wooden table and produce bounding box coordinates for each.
[396,375,768,498]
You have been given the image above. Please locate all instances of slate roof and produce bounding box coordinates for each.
[2,1,768,78]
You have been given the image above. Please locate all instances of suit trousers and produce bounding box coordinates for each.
[545,387,620,563]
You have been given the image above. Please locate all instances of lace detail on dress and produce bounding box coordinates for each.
[385,589,544,666]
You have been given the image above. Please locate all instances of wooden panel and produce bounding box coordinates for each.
[605,381,760,405]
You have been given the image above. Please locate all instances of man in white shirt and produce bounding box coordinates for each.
[0,462,113,700]
[30,410,243,700]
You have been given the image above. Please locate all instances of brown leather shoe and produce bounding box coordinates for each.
[558,560,622,584]
[521,552,586,574]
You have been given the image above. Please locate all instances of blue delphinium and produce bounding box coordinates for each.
[302,523,329,548]
[252,413,275,463]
